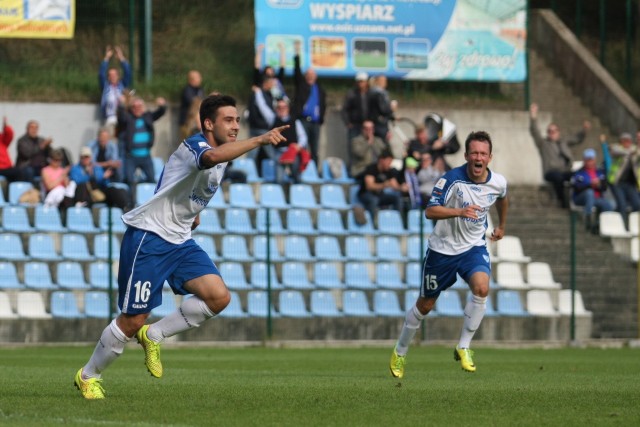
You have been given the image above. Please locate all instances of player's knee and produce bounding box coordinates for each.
[205,288,231,314]
[117,313,150,337]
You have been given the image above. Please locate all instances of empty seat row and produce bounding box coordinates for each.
[229,158,354,186]
[0,205,127,234]
[0,260,116,290]
[0,233,119,262]
[494,261,562,290]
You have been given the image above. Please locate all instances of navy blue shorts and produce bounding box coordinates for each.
[420,245,491,298]
[118,227,220,314]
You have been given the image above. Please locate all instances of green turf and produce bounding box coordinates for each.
[0,346,638,426]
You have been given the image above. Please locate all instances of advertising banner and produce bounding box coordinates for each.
[255,0,526,81]
[0,0,75,39]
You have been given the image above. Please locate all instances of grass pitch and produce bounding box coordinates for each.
[0,345,638,426]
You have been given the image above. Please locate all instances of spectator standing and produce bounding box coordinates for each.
[0,116,24,183]
[571,148,614,233]
[41,149,75,208]
[292,40,326,162]
[16,120,53,183]
[178,70,204,132]
[368,74,396,142]
[117,95,166,185]
[341,71,370,165]
[356,149,406,219]
[87,128,123,183]
[99,45,132,135]
[254,43,287,101]
[350,119,386,178]
[246,76,277,162]
[529,102,590,208]
[607,132,640,221]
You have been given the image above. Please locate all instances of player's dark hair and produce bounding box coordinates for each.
[465,130,493,153]
[199,94,236,131]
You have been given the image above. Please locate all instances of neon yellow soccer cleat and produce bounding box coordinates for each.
[454,346,476,372]
[74,368,105,400]
[389,347,406,378]
[136,324,163,378]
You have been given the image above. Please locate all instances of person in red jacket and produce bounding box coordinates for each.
[0,116,24,183]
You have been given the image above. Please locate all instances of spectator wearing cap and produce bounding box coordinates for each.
[367,74,397,142]
[571,148,613,233]
[341,71,370,166]
[529,102,591,208]
[607,132,640,221]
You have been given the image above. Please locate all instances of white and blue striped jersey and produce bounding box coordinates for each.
[122,133,227,244]
[427,164,507,255]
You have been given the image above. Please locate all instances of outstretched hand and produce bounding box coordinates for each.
[260,125,289,146]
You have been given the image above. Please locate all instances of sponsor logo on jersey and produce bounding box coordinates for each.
[435,177,446,189]
[198,142,209,148]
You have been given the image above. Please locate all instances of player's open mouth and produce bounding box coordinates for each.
[473,162,483,172]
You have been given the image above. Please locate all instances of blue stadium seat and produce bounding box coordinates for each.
[233,158,262,183]
[347,209,377,235]
[247,291,278,317]
[345,235,376,261]
[300,159,323,184]
[34,204,66,232]
[0,185,7,206]
[135,182,156,206]
[2,205,35,232]
[195,208,223,235]
[260,159,277,183]
[321,158,355,184]
[0,261,23,289]
[98,206,127,233]
[221,235,253,262]
[61,233,94,261]
[373,290,404,317]
[316,209,347,235]
[286,208,317,236]
[310,290,342,317]
[84,291,112,318]
[152,157,165,182]
[314,235,345,261]
[250,262,283,289]
[408,209,434,235]
[24,261,58,289]
[405,262,422,289]
[252,235,284,262]
[50,291,84,319]
[219,262,252,290]
[283,235,313,262]
[289,184,319,209]
[496,290,529,317]
[8,181,34,205]
[229,183,258,208]
[256,208,286,235]
[56,261,90,289]
[319,184,349,210]
[344,262,375,290]
[94,233,121,260]
[313,262,345,289]
[375,262,406,289]
[88,261,116,290]
[342,290,373,316]
[0,233,29,261]
[407,235,426,261]
[377,210,408,235]
[260,183,289,209]
[151,292,179,317]
[193,234,218,259]
[224,208,256,235]
[404,290,420,311]
[218,291,248,318]
[435,290,464,316]
[375,235,404,262]
[281,261,314,289]
[279,290,312,318]
[66,206,100,233]
[28,233,62,261]
[209,189,227,208]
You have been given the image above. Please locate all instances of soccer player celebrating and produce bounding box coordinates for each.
[390,130,508,377]
[75,94,288,399]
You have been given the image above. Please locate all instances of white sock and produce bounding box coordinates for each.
[146,296,215,343]
[395,305,425,356]
[83,319,129,379]
[458,294,487,349]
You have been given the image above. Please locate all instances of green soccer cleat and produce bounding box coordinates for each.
[136,324,163,378]
[454,346,476,372]
[74,368,105,400]
[389,347,406,379]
